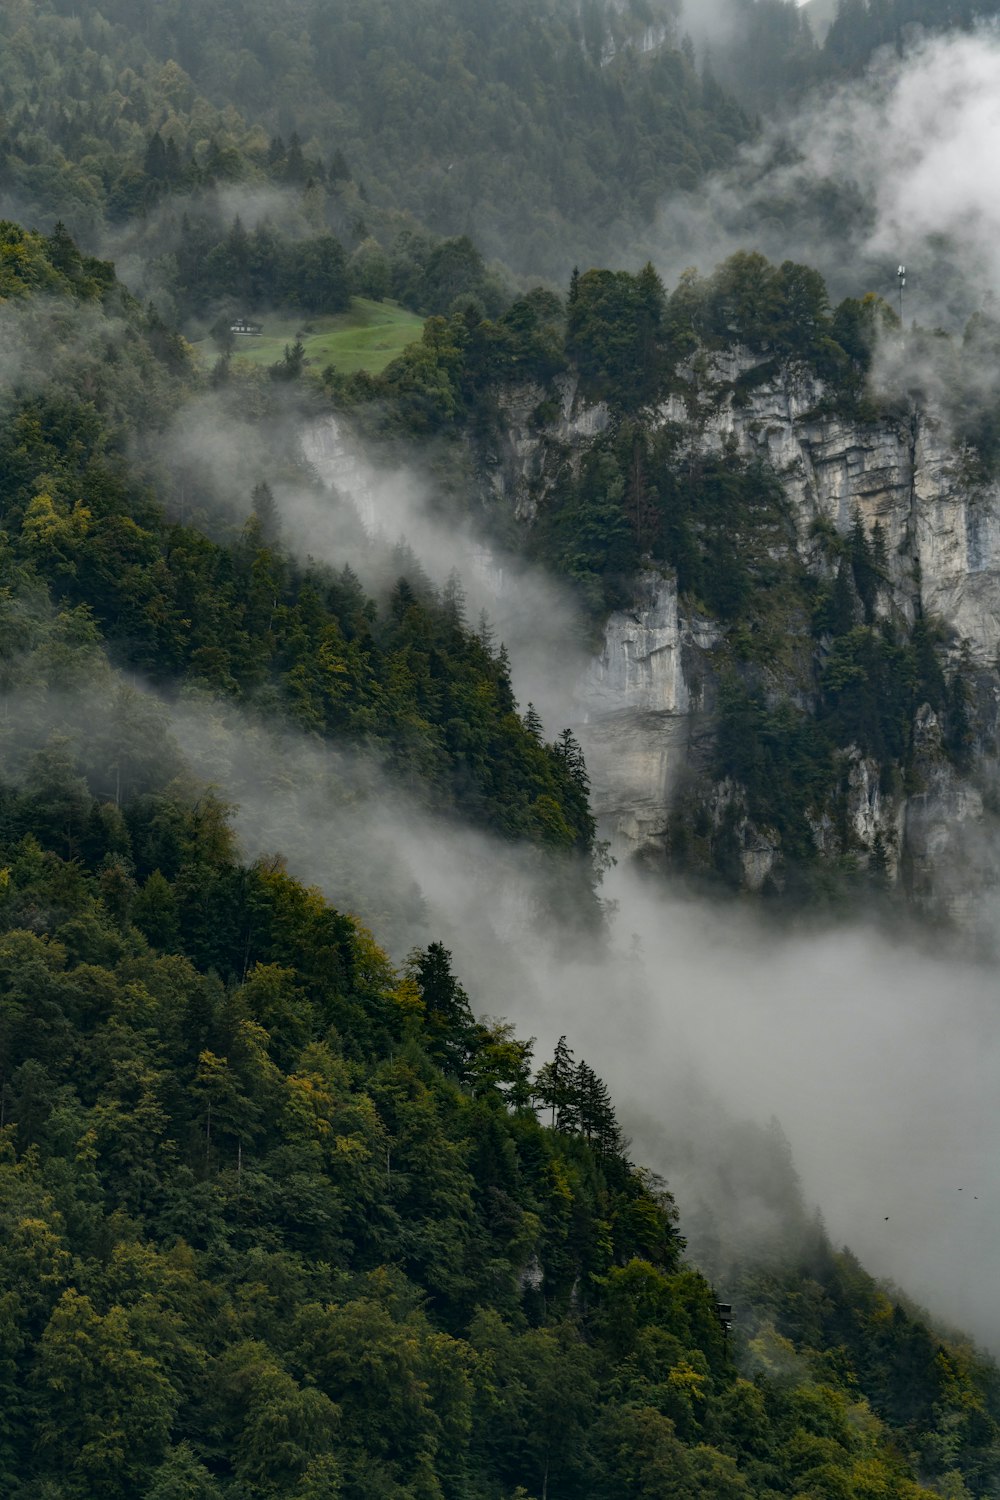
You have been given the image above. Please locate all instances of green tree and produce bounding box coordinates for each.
[35,1289,178,1497]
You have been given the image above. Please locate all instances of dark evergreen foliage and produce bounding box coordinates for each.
[2,4,1000,1488]
[0,0,751,284]
[0,223,597,864]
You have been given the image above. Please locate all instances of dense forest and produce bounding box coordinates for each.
[3,0,1000,1495]
[0,223,597,868]
[3,220,997,1500]
[3,0,998,306]
[2,225,999,1497]
[0,0,750,285]
[4,687,1000,1498]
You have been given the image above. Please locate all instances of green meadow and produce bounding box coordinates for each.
[194,297,425,375]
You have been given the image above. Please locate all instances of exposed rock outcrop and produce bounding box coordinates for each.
[519,354,1000,921]
[574,571,718,857]
[303,352,1000,928]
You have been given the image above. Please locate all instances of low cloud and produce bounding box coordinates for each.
[166,691,1000,1353]
[8,595,1000,1353]
[145,394,593,731]
[651,26,1000,323]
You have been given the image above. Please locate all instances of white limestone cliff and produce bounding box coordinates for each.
[546,355,1000,913]
[574,572,717,857]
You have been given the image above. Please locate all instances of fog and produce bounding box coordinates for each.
[652,24,1000,324]
[11,626,1000,1346]
[146,395,594,731]
[106,183,324,326]
[680,0,744,54]
[123,385,1000,1352]
[295,417,595,728]
[0,295,131,403]
[10,12,1000,1355]
[146,682,1000,1353]
[102,19,1000,1336]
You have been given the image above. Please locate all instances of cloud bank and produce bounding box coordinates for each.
[164,692,1000,1353]
[131,344,1000,1350]
[652,25,1000,323]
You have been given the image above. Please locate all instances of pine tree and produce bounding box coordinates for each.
[441,569,466,629]
[270,337,305,382]
[476,609,496,653]
[523,703,543,741]
[46,220,80,276]
[495,644,516,713]
[328,148,352,183]
[575,1060,622,1154]
[251,482,280,548]
[622,425,657,551]
[411,942,477,1075]
[871,519,889,578]
[553,729,590,797]
[391,577,417,621]
[912,614,946,709]
[945,641,974,770]
[870,830,891,888]
[534,1035,578,1131]
[285,132,307,183]
[144,130,168,181]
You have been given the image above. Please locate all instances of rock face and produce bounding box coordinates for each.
[575,572,718,856]
[486,375,610,521]
[302,360,1000,926]
[489,352,1000,921]
[299,417,378,532]
[651,354,1000,665]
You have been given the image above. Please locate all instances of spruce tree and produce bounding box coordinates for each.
[411,942,477,1076]
[251,482,281,548]
[534,1035,577,1130]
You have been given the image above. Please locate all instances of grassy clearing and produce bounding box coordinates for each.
[192,297,425,376]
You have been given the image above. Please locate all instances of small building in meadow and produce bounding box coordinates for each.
[230,317,262,336]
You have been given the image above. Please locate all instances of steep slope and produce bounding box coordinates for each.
[0,221,596,867]
[333,252,1000,924]
[2,652,1000,1499]
[560,351,1000,925]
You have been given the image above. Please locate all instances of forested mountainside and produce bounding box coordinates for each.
[0,223,596,869]
[4,1,1000,1495]
[330,252,1000,922]
[0,0,749,284]
[4,217,999,1500]
[820,0,1000,72]
[693,0,1000,106]
[4,684,1000,1500]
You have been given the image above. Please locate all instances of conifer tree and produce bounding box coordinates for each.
[251,481,280,548]
[411,942,477,1075]
[826,556,863,636]
[523,703,543,741]
[945,641,974,769]
[442,569,467,629]
[849,511,879,622]
[553,729,590,797]
[534,1035,578,1131]
[575,1060,622,1155]
[476,609,495,653]
[144,130,168,181]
